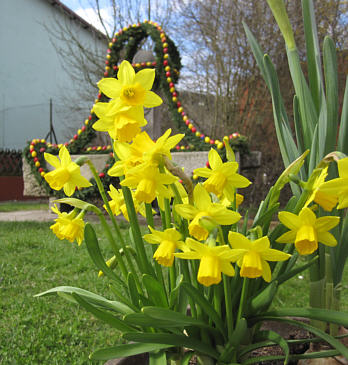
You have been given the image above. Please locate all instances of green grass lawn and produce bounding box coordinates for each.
[1,220,347,364]
[0,200,49,212]
[0,221,121,365]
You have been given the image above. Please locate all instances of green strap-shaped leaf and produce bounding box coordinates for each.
[293,96,305,162]
[263,54,299,170]
[127,272,141,309]
[302,0,324,113]
[89,343,173,361]
[246,281,278,315]
[35,285,134,315]
[142,274,168,307]
[241,349,341,364]
[287,48,317,149]
[276,255,318,285]
[142,306,221,336]
[182,351,195,365]
[337,77,348,155]
[71,293,136,333]
[84,223,126,288]
[123,312,181,329]
[333,211,348,285]
[254,330,289,364]
[123,332,220,360]
[149,350,167,365]
[250,315,348,359]
[323,36,339,155]
[54,197,97,212]
[219,318,248,363]
[308,124,319,173]
[252,203,279,232]
[252,307,348,328]
[181,282,226,339]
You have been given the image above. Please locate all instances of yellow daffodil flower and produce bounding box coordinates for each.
[104,184,147,221]
[175,184,241,241]
[108,129,184,177]
[142,129,184,165]
[277,207,340,255]
[50,205,85,245]
[44,146,92,196]
[93,103,146,142]
[319,157,348,209]
[120,165,177,204]
[228,232,290,282]
[304,166,338,211]
[194,148,251,201]
[174,238,237,286]
[98,60,163,110]
[143,227,186,267]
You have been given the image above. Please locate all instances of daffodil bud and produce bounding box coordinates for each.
[199,216,218,235]
[98,255,117,277]
[74,156,89,167]
[267,0,296,50]
[223,136,236,162]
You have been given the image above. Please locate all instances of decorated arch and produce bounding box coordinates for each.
[24,20,248,198]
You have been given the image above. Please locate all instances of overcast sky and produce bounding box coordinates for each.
[60,0,112,33]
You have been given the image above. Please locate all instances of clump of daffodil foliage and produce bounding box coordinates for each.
[37,3,348,362]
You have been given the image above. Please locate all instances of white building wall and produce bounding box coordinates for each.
[0,0,107,149]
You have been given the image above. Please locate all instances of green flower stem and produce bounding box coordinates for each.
[223,275,234,339]
[145,203,166,290]
[121,185,155,277]
[86,161,130,280]
[266,0,296,50]
[237,277,249,323]
[92,207,128,282]
[86,160,142,289]
[145,203,155,229]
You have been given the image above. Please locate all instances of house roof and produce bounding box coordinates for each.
[45,0,108,40]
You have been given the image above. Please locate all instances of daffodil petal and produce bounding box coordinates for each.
[70,174,92,188]
[278,211,301,230]
[208,148,223,170]
[299,208,316,225]
[194,184,211,211]
[261,248,291,261]
[97,78,122,98]
[252,237,270,252]
[223,184,236,202]
[143,91,163,107]
[338,157,348,178]
[118,60,135,84]
[92,117,113,132]
[63,181,76,197]
[315,216,340,232]
[108,162,125,177]
[134,68,155,90]
[228,231,251,249]
[185,238,208,253]
[59,146,71,166]
[317,231,337,247]
[338,193,348,209]
[44,153,61,169]
[193,168,212,178]
[210,208,240,225]
[261,260,272,282]
[276,231,297,243]
[222,249,247,262]
[220,261,235,277]
[174,252,202,260]
[175,204,198,219]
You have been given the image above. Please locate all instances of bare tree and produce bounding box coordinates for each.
[43,0,176,142]
[173,0,347,138]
